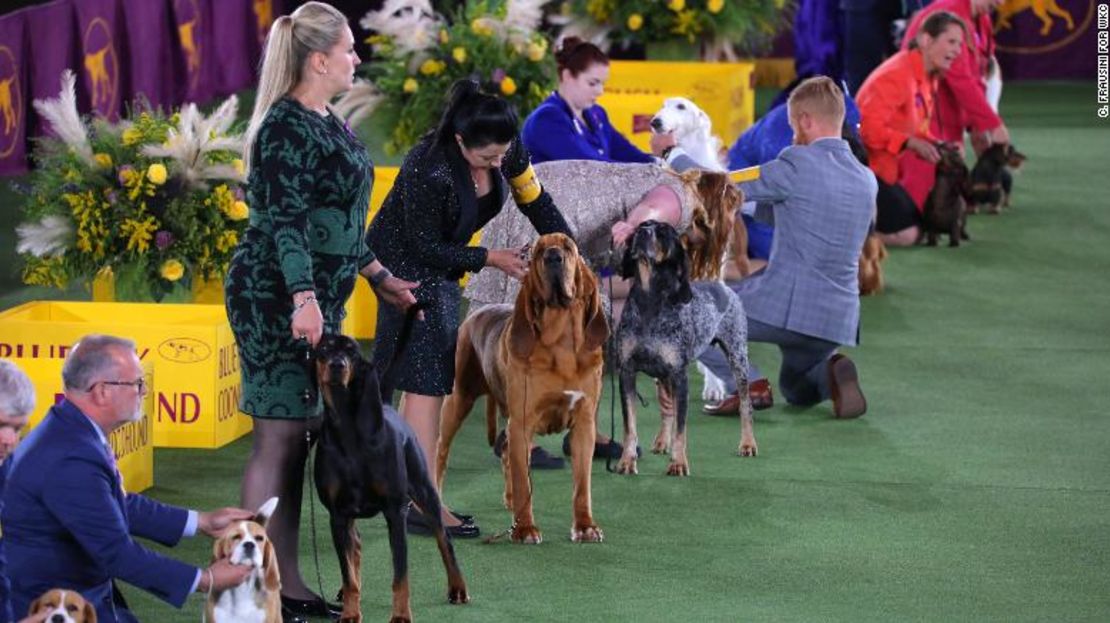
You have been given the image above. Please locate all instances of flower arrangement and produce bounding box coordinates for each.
[16,71,248,303]
[336,0,556,155]
[554,0,795,61]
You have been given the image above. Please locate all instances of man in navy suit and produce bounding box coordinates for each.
[0,361,36,623]
[1,334,253,623]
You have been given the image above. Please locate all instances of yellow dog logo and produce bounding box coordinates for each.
[0,76,16,135]
[84,47,112,108]
[997,0,1076,36]
[253,0,273,43]
[178,19,200,78]
[82,18,117,117]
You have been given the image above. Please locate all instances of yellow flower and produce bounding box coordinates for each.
[403,78,419,94]
[216,230,239,253]
[121,127,142,146]
[667,0,685,11]
[500,76,517,96]
[452,47,467,64]
[526,42,545,61]
[146,163,167,185]
[439,29,449,44]
[470,18,494,37]
[160,259,185,282]
[120,216,158,253]
[708,0,725,13]
[228,200,250,221]
[232,158,245,176]
[627,13,644,31]
[671,9,701,39]
[419,59,445,76]
[585,0,614,21]
[94,153,113,168]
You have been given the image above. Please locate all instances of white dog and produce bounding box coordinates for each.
[650,97,725,172]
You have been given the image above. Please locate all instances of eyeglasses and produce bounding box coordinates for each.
[89,378,147,393]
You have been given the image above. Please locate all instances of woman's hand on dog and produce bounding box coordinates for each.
[376,274,423,319]
[650,130,676,157]
[487,248,529,280]
[198,558,254,593]
[612,220,635,247]
[198,507,255,538]
[905,137,941,164]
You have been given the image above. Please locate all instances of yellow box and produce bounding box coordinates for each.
[599,60,756,154]
[6,357,155,492]
[0,301,251,449]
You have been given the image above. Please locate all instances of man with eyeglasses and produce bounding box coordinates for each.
[1,334,254,623]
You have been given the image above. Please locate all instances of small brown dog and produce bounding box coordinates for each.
[27,589,96,623]
[858,233,889,295]
[438,233,608,545]
[969,143,1026,214]
[205,498,281,623]
[921,144,971,247]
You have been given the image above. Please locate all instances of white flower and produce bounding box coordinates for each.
[17,215,73,258]
[32,71,94,166]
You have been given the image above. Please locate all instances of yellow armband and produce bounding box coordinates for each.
[728,166,761,184]
[509,165,542,204]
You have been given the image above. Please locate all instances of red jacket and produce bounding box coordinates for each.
[902,0,1002,140]
[857,49,937,186]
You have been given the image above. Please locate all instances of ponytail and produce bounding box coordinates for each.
[432,78,517,149]
[243,2,348,170]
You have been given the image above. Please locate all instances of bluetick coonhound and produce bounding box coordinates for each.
[615,220,757,476]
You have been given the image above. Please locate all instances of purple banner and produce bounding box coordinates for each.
[0,11,27,176]
[212,0,260,95]
[995,0,1098,80]
[172,0,214,105]
[74,0,125,121]
[121,0,178,110]
[27,0,80,140]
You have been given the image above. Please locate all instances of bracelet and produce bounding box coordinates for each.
[368,267,392,288]
[205,568,214,595]
[291,295,317,316]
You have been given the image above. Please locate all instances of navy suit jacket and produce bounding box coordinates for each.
[1,400,198,623]
[0,459,10,623]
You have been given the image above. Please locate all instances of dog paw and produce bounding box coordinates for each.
[448,585,470,604]
[571,524,604,543]
[616,455,638,475]
[511,524,543,544]
[388,616,411,623]
[651,434,671,455]
[738,440,758,457]
[342,616,365,623]
[666,460,690,477]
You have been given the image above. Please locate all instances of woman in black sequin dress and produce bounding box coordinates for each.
[366,79,571,535]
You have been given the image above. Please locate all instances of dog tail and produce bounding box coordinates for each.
[378,302,428,392]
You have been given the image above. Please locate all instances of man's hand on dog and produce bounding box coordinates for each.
[197,558,254,593]
[198,507,255,538]
[487,248,529,280]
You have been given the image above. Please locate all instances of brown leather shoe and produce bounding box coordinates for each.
[828,354,866,418]
[703,379,773,415]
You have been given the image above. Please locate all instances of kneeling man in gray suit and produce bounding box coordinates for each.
[680,76,876,418]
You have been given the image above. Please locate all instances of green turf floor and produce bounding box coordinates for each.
[7,82,1110,621]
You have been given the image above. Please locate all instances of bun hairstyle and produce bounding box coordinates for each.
[554,37,609,79]
[243,1,348,170]
[432,78,518,149]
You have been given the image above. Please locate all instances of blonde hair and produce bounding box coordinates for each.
[786,76,846,129]
[243,1,348,170]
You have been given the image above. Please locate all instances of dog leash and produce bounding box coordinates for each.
[297,336,330,615]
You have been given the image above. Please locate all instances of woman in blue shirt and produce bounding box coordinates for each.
[523,38,656,164]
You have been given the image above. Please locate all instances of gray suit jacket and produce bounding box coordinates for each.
[674,138,876,345]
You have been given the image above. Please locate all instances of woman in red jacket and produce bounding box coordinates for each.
[857,11,967,246]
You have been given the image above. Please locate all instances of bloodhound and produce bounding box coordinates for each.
[437,233,608,544]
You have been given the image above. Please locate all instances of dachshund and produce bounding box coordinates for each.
[969,143,1026,215]
[858,232,889,296]
[206,497,281,623]
[615,220,757,477]
[26,589,96,623]
[313,327,468,622]
[438,233,608,545]
[921,144,971,247]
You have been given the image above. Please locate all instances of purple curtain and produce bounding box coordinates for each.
[994,0,1098,80]
[73,0,126,121]
[0,11,27,176]
[121,0,179,110]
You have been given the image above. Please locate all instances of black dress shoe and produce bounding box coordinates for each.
[280,594,342,618]
[280,608,308,623]
[562,433,640,459]
[493,429,566,469]
[406,507,481,539]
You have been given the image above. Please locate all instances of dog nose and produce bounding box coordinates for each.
[650,117,663,131]
[543,248,563,264]
[51,616,65,623]
[242,540,255,553]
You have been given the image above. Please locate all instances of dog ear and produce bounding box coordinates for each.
[575,256,609,351]
[262,538,282,593]
[212,533,231,563]
[27,594,45,617]
[82,597,98,623]
[618,242,636,279]
[254,497,279,528]
[508,278,539,360]
[666,233,693,305]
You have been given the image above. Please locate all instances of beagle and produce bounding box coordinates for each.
[27,589,96,623]
[205,497,281,623]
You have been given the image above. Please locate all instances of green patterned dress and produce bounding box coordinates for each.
[224,97,374,418]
